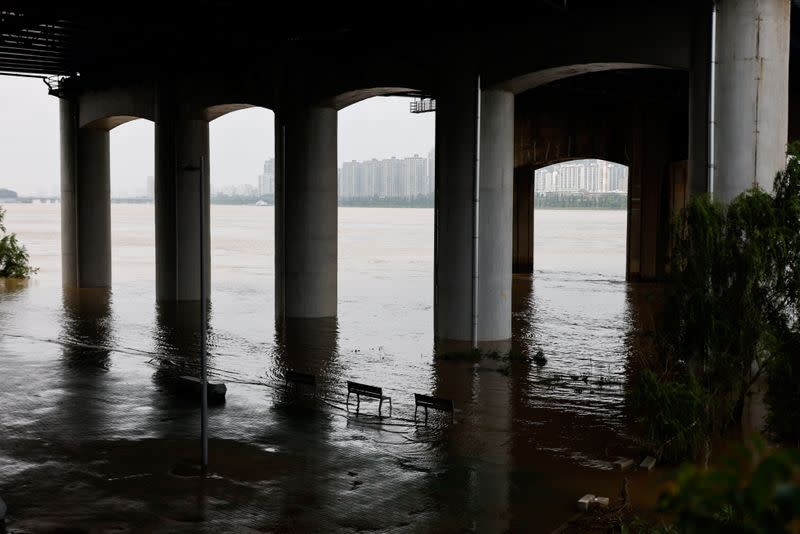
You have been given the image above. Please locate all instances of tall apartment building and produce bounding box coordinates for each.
[338,153,432,199]
[258,158,275,197]
[534,159,628,194]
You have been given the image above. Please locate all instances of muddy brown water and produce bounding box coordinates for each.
[0,204,666,532]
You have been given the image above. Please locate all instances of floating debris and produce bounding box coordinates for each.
[593,496,610,508]
[613,458,634,471]
[640,456,657,471]
[577,494,595,512]
[175,375,227,405]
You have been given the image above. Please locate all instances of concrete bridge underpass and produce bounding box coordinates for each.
[1,0,797,347]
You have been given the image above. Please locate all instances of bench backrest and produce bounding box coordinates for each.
[285,370,316,386]
[347,381,382,396]
[414,393,454,412]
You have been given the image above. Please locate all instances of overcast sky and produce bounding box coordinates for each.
[0,77,435,196]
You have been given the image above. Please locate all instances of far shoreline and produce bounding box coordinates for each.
[1,201,628,211]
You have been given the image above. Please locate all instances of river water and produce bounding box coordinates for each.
[0,204,660,532]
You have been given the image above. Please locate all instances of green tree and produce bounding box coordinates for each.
[0,206,37,278]
[630,142,800,457]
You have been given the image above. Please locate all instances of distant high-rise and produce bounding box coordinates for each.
[533,159,628,194]
[338,152,433,200]
[259,158,275,197]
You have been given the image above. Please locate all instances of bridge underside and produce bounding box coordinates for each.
[1,1,797,345]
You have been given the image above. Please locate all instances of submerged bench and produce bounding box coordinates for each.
[346,381,392,417]
[414,393,454,423]
[284,370,316,396]
[175,375,227,405]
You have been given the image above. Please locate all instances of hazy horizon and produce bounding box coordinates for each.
[0,76,435,197]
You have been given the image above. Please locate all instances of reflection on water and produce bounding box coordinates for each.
[0,205,662,531]
[272,317,341,388]
[62,288,113,370]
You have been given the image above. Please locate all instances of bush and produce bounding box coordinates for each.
[628,369,705,462]
[632,142,800,450]
[765,334,800,446]
[657,439,800,533]
[0,206,37,278]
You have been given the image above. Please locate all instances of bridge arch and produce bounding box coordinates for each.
[328,87,426,110]
[78,82,155,130]
[509,68,690,282]
[490,62,674,96]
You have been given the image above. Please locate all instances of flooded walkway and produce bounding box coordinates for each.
[0,205,661,532]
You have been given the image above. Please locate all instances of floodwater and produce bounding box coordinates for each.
[0,204,662,533]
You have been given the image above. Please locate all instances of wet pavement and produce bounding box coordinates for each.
[0,205,664,532]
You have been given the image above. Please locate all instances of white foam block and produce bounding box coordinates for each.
[613,458,634,471]
[593,496,610,508]
[577,494,595,511]
[640,456,656,471]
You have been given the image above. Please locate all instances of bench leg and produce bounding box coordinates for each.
[414,405,418,421]
[346,391,350,412]
[388,398,392,417]
[379,398,383,417]
[356,394,360,415]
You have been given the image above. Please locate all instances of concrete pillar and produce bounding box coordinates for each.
[275,106,337,318]
[435,71,479,345]
[714,0,791,202]
[60,98,111,289]
[154,90,210,302]
[512,171,534,273]
[478,90,514,342]
[688,3,713,196]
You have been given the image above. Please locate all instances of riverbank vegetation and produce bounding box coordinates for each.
[534,192,627,209]
[624,143,800,530]
[655,438,800,533]
[0,206,37,278]
[629,144,800,461]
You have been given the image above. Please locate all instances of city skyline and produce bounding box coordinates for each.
[0,77,435,197]
[1,78,628,199]
[78,155,629,200]
[534,159,628,195]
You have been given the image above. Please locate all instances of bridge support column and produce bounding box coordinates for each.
[435,75,513,346]
[478,90,514,342]
[512,170,534,273]
[275,106,338,318]
[60,98,111,289]
[155,91,210,302]
[435,71,479,346]
[714,0,790,202]
[688,3,713,197]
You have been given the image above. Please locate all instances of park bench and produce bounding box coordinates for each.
[284,370,316,397]
[174,375,227,405]
[346,381,392,416]
[414,393,454,423]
